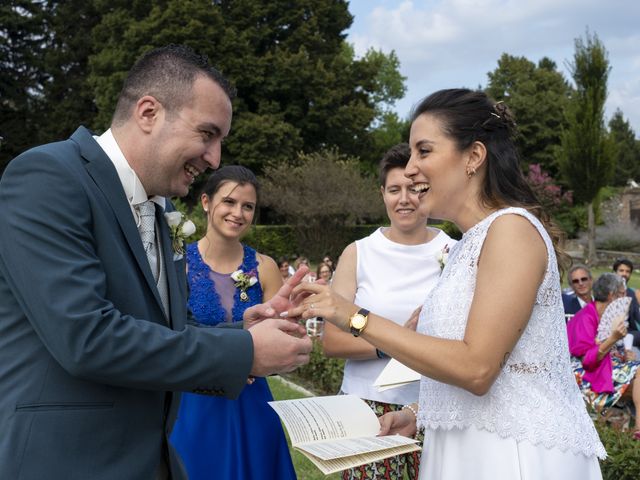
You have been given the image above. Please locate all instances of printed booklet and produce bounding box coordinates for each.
[269,394,420,475]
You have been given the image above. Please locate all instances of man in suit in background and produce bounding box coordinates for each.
[612,258,640,350]
[0,45,312,479]
[562,264,593,319]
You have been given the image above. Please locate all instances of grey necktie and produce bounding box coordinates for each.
[136,200,170,317]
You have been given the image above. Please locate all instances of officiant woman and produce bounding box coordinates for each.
[322,143,453,480]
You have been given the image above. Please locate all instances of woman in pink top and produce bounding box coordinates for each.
[567,272,640,439]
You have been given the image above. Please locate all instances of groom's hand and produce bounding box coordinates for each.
[248,318,312,376]
[243,266,310,329]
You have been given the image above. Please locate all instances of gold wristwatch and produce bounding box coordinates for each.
[349,308,370,337]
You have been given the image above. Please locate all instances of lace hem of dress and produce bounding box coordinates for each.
[417,419,607,459]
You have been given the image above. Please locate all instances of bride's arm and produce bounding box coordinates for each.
[322,243,380,359]
[294,215,547,395]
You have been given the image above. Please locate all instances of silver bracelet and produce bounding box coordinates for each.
[402,403,418,419]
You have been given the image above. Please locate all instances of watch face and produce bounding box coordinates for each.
[351,314,367,329]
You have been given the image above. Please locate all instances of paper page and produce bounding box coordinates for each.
[268,395,379,447]
[373,358,420,391]
[297,433,419,460]
[301,443,421,475]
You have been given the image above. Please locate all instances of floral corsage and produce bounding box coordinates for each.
[165,211,196,260]
[231,269,258,302]
[436,244,450,272]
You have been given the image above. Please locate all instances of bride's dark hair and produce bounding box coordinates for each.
[411,88,568,272]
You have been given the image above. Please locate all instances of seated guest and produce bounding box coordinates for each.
[317,261,333,283]
[567,273,640,440]
[563,264,593,317]
[322,255,335,272]
[278,257,292,281]
[613,258,640,349]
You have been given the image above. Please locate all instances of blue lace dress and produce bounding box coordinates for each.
[170,242,296,480]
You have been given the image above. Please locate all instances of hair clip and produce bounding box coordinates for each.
[490,112,500,118]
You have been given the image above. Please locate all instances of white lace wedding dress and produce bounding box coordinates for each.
[416,208,605,479]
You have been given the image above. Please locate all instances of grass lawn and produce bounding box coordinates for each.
[268,376,342,480]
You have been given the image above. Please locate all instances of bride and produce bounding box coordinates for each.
[292,89,605,479]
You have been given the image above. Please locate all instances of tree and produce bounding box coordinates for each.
[0,1,48,173]
[261,149,385,259]
[87,0,406,182]
[34,1,101,146]
[486,54,571,176]
[1,1,104,173]
[559,31,616,263]
[608,109,640,186]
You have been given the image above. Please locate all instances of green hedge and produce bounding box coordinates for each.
[243,222,462,262]
[596,421,640,479]
[243,225,382,262]
[285,341,345,395]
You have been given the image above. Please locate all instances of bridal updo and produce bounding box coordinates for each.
[410,88,568,271]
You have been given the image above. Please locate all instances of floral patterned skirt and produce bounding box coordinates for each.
[339,397,424,480]
[571,356,640,411]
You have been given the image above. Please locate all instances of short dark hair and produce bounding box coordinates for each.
[202,165,260,202]
[112,44,236,125]
[379,143,410,187]
[613,258,634,274]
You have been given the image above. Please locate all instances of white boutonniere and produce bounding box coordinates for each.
[165,211,196,260]
[231,269,258,302]
[436,244,450,272]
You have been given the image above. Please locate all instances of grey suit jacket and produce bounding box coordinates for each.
[0,127,254,479]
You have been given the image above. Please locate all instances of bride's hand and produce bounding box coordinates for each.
[288,282,358,332]
[378,408,417,438]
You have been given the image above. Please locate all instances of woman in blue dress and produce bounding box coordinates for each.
[170,165,296,479]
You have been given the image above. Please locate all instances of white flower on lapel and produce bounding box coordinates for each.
[231,269,258,301]
[181,220,196,237]
[164,211,195,259]
[436,244,450,272]
[165,211,182,228]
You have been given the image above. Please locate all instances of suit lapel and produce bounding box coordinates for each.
[72,127,165,313]
[156,207,180,329]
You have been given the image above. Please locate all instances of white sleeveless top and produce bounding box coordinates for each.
[417,208,605,459]
[341,227,453,404]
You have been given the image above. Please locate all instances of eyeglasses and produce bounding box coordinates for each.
[571,277,590,285]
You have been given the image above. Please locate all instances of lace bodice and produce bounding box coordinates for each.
[186,242,262,325]
[417,207,605,459]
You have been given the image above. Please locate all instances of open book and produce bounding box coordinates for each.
[268,394,420,475]
[373,358,420,391]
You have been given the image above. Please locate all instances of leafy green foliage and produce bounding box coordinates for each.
[609,109,640,186]
[486,54,571,175]
[595,422,640,480]
[261,149,385,260]
[87,0,406,176]
[0,1,47,171]
[286,341,345,395]
[559,31,616,205]
[559,31,616,262]
[243,225,299,261]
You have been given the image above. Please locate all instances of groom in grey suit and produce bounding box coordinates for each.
[0,45,312,479]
